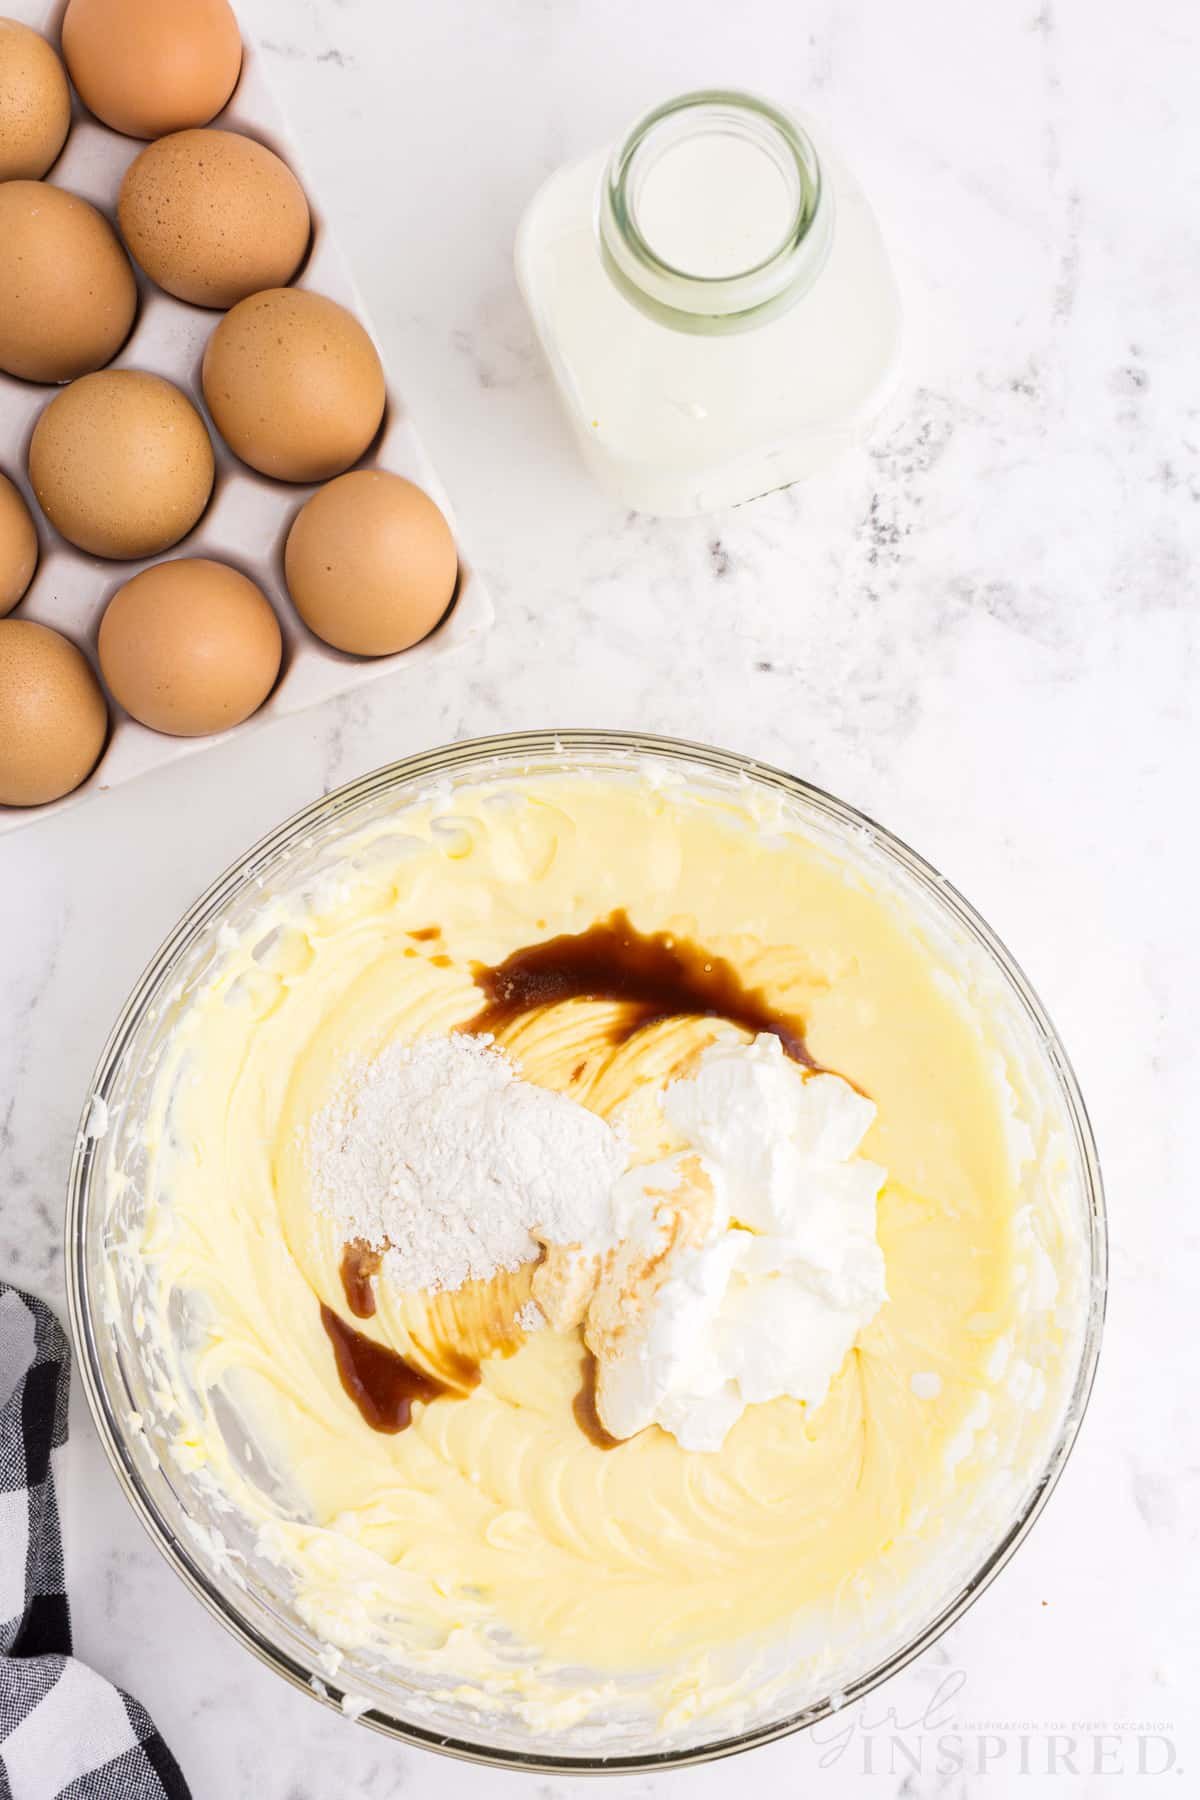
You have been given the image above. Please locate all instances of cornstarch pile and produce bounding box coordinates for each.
[307,1033,626,1293]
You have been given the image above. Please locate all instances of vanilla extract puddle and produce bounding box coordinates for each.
[320,1303,478,1433]
[339,1240,381,1319]
[467,909,816,1064]
[574,1351,620,1450]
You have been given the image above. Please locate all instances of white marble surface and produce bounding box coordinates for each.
[2,0,1196,1793]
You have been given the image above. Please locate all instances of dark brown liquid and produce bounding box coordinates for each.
[407,926,441,942]
[320,1305,475,1433]
[339,1241,381,1320]
[573,1352,620,1450]
[468,909,814,1065]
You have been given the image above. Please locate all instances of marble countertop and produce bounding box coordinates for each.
[3,0,1196,1793]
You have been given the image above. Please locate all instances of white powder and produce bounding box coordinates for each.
[308,1034,626,1294]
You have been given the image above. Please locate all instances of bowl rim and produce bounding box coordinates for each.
[65,727,1108,1773]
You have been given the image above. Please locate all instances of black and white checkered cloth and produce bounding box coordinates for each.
[0,1285,190,1800]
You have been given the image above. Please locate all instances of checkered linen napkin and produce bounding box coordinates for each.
[0,1285,190,1800]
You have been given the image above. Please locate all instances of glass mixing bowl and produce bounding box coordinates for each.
[66,730,1106,1772]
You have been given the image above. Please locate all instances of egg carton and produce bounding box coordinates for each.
[1,0,494,835]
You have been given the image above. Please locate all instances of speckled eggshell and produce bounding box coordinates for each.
[118,128,311,309]
[202,288,386,483]
[28,370,214,560]
[0,18,71,179]
[0,473,38,618]
[0,619,107,806]
[0,181,137,384]
[60,0,242,140]
[285,470,458,656]
[99,557,282,736]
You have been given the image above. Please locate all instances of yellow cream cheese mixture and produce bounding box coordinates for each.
[118,768,1078,1733]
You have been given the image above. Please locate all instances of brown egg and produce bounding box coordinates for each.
[60,0,241,140]
[118,129,311,310]
[285,471,458,656]
[0,619,107,806]
[0,182,137,384]
[0,19,71,180]
[0,474,38,618]
[99,558,282,736]
[29,371,214,560]
[202,288,385,483]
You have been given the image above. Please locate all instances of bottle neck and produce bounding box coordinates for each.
[596,90,832,337]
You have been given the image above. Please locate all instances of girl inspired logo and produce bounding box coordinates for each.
[810,1670,1179,1779]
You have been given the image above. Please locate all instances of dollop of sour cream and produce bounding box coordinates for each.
[585,1034,888,1451]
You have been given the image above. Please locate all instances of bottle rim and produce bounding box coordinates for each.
[596,89,833,335]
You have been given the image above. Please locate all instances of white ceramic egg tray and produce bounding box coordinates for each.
[1,0,493,835]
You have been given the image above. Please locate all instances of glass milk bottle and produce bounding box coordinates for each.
[516,90,901,516]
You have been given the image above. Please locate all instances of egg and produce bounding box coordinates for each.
[0,181,137,384]
[202,288,385,483]
[29,370,214,560]
[0,619,107,806]
[118,128,311,309]
[60,0,241,140]
[284,471,457,656]
[98,558,282,737]
[0,473,38,617]
[0,18,71,180]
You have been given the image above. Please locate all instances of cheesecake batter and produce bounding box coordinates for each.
[121,768,1079,1734]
